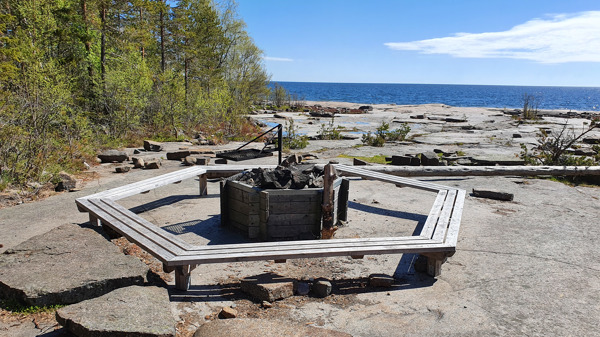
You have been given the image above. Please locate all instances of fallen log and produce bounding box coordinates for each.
[338,165,600,177]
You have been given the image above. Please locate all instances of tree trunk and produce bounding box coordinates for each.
[160,7,165,72]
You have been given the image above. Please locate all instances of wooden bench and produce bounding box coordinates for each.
[76,165,465,290]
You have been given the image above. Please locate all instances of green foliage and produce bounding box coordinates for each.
[520,121,599,165]
[0,0,270,191]
[338,154,389,164]
[1,298,65,314]
[318,118,344,140]
[361,121,411,147]
[522,93,539,120]
[283,118,308,150]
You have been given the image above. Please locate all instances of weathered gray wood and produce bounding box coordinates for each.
[336,165,446,192]
[431,190,457,243]
[472,189,514,201]
[199,173,207,196]
[322,164,336,229]
[419,190,448,239]
[268,201,321,214]
[259,191,269,241]
[337,178,350,223]
[175,265,195,291]
[444,189,466,246]
[344,165,600,177]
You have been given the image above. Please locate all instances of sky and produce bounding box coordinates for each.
[235,0,600,87]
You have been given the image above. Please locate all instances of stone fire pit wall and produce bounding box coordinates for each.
[220,178,348,241]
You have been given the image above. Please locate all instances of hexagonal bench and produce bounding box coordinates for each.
[76,165,465,290]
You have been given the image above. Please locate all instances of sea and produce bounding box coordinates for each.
[273,82,600,111]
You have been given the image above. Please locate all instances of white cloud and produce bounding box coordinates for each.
[264,56,293,62]
[384,11,600,63]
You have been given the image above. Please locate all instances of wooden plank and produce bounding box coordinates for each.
[259,191,269,241]
[269,201,320,214]
[92,199,192,251]
[82,200,176,263]
[267,225,319,238]
[419,190,448,238]
[267,213,321,227]
[170,241,451,265]
[431,190,457,243]
[444,189,466,246]
[228,208,259,227]
[227,184,260,204]
[180,237,436,257]
[199,174,207,196]
[335,165,446,192]
[227,197,259,216]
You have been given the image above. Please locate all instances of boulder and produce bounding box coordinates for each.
[143,140,163,152]
[193,319,352,337]
[55,171,77,192]
[183,156,198,166]
[583,137,600,145]
[0,224,148,306]
[391,155,412,166]
[56,286,175,337]
[472,189,514,201]
[132,157,145,168]
[420,152,440,166]
[214,158,228,164]
[240,273,294,302]
[312,280,332,298]
[294,282,310,296]
[144,160,161,169]
[219,307,237,319]
[115,166,131,173]
[97,150,128,163]
[358,105,373,111]
[353,158,368,166]
[166,151,191,161]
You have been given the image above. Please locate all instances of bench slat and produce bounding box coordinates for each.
[431,189,457,243]
[98,199,194,251]
[78,199,176,263]
[86,199,187,257]
[170,241,451,265]
[444,189,466,246]
[179,236,433,256]
[336,165,447,192]
[419,190,448,239]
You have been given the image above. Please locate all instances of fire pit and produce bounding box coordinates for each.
[220,165,349,241]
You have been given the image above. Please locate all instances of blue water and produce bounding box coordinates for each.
[273,82,600,111]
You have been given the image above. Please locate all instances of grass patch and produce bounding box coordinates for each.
[0,299,64,314]
[338,154,389,164]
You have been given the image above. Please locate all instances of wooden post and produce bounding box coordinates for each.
[321,164,337,239]
[421,253,448,277]
[220,181,228,227]
[199,173,208,196]
[89,214,100,226]
[175,264,196,291]
[337,178,350,223]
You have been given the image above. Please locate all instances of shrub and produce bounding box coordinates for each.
[283,119,308,150]
[361,121,411,147]
[318,118,343,140]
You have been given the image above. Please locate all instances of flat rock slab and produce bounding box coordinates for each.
[193,319,351,337]
[0,224,149,306]
[240,273,294,302]
[56,286,175,337]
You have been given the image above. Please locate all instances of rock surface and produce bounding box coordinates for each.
[97,150,128,163]
[55,171,78,192]
[144,140,163,152]
[312,280,332,298]
[193,319,352,337]
[0,224,148,306]
[56,286,175,337]
[240,273,294,302]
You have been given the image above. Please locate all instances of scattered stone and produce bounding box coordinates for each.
[166,151,190,161]
[219,307,237,319]
[369,274,395,287]
[456,158,473,166]
[132,157,145,168]
[471,155,525,166]
[445,117,467,123]
[183,156,198,166]
[420,152,440,166]
[410,114,425,119]
[391,155,412,166]
[583,137,600,144]
[295,282,310,296]
[193,318,352,337]
[273,113,288,119]
[54,171,77,192]
[56,286,175,337]
[472,189,514,201]
[98,150,128,163]
[215,158,228,164]
[144,160,161,169]
[115,165,131,173]
[410,156,421,166]
[512,133,522,138]
[195,157,210,165]
[240,273,294,302]
[133,149,141,154]
[143,140,163,152]
[359,105,373,111]
[261,301,273,308]
[312,280,332,298]
[353,158,368,166]
[328,160,339,164]
[0,224,148,306]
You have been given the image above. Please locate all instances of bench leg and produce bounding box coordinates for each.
[89,214,100,226]
[199,174,208,197]
[175,265,196,291]
[419,253,448,277]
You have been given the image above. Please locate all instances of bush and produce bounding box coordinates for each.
[283,119,308,150]
[318,118,344,140]
[361,121,411,147]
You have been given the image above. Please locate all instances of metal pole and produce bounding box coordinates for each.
[277,124,282,165]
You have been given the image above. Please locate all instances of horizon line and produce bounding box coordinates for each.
[268,80,600,89]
